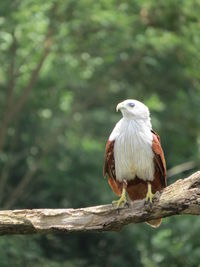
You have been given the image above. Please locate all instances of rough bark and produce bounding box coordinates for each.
[0,171,199,235]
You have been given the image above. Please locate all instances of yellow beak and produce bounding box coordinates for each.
[116,102,124,112]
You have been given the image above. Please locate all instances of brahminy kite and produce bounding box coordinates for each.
[103,99,167,227]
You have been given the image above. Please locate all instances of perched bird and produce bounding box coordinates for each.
[103,99,167,227]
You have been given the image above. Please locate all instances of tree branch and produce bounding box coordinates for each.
[4,119,70,209]
[0,171,199,235]
[0,3,57,152]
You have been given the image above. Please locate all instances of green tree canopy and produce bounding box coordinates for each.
[0,0,200,266]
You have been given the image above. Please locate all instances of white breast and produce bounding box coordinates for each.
[110,118,155,182]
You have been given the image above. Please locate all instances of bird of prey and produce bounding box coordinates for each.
[103,99,167,227]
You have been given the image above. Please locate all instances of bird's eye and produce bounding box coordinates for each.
[129,103,135,108]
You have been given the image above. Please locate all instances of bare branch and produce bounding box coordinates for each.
[4,166,38,209]
[4,111,77,208]
[0,3,57,151]
[1,28,52,126]
[0,44,51,151]
[4,126,65,209]
[0,171,199,235]
[0,149,29,205]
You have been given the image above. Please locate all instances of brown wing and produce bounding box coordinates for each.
[151,129,167,188]
[103,140,122,196]
[103,140,115,178]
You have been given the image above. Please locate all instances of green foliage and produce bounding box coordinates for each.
[0,0,200,266]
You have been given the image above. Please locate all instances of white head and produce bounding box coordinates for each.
[116,99,151,121]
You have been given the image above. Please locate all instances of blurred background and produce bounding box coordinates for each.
[0,0,200,266]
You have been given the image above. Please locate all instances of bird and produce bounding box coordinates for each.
[103,99,167,227]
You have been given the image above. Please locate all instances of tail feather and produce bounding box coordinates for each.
[145,218,162,228]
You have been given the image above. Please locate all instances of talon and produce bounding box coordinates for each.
[145,183,154,204]
[112,188,127,208]
[124,202,130,208]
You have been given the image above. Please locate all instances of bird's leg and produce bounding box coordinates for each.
[145,182,154,203]
[112,180,127,208]
[112,188,127,208]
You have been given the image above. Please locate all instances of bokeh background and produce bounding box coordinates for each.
[0,0,200,266]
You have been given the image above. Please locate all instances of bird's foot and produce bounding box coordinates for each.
[112,188,127,208]
[145,183,154,204]
[145,191,154,204]
[112,196,127,208]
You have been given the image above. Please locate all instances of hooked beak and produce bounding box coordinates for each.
[116,102,124,112]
